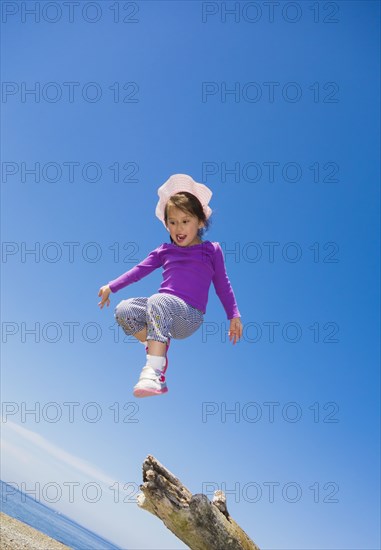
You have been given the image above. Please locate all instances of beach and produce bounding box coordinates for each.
[0,512,70,550]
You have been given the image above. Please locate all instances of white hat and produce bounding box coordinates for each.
[155,174,213,227]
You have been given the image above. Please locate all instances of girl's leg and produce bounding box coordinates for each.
[147,340,167,356]
[133,294,173,397]
[115,297,168,353]
[146,294,174,356]
[134,326,167,355]
[115,294,202,348]
[115,296,169,397]
[146,293,203,348]
[134,327,147,343]
[133,294,202,398]
[114,298,148,340]
[162,296,204,341]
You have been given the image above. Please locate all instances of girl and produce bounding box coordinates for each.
[98,174,242,398]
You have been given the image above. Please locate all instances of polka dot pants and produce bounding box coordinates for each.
[114,293,204,344]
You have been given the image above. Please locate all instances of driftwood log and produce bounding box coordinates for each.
[137,455,260,550]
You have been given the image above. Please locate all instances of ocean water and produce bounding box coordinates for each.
[0,480,122,550]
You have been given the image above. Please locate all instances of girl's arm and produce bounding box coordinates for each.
[212,243,241,320]
[108,246,163,293]
[212,243,243,344]
[98,247,163,309]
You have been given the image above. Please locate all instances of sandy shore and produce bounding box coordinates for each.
[0,512,70,550]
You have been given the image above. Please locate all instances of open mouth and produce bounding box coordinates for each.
[176,234,187,243]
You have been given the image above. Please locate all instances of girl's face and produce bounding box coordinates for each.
[166,205,204,247]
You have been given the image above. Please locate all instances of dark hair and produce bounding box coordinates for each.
[164,191,211,243]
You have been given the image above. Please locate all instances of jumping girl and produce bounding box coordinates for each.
[98,174,242,398]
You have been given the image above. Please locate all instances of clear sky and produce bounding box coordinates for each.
[1,1,380,549]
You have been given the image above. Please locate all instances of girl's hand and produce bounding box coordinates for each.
[98,285,112,309]
[228,317,243,345]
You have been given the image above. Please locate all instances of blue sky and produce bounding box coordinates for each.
[1,1,380,549]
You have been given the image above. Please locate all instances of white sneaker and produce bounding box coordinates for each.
[133,357,168,398]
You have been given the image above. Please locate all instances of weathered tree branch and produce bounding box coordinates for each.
[137,455,260,550]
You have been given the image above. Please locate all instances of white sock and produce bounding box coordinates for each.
[140,340,147,347]
[146,354,166,370]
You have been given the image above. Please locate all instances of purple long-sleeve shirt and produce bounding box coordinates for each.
[108,241,240,320]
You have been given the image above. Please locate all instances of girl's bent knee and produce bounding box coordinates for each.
[114,301,124,317]
[114,298,133,315]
